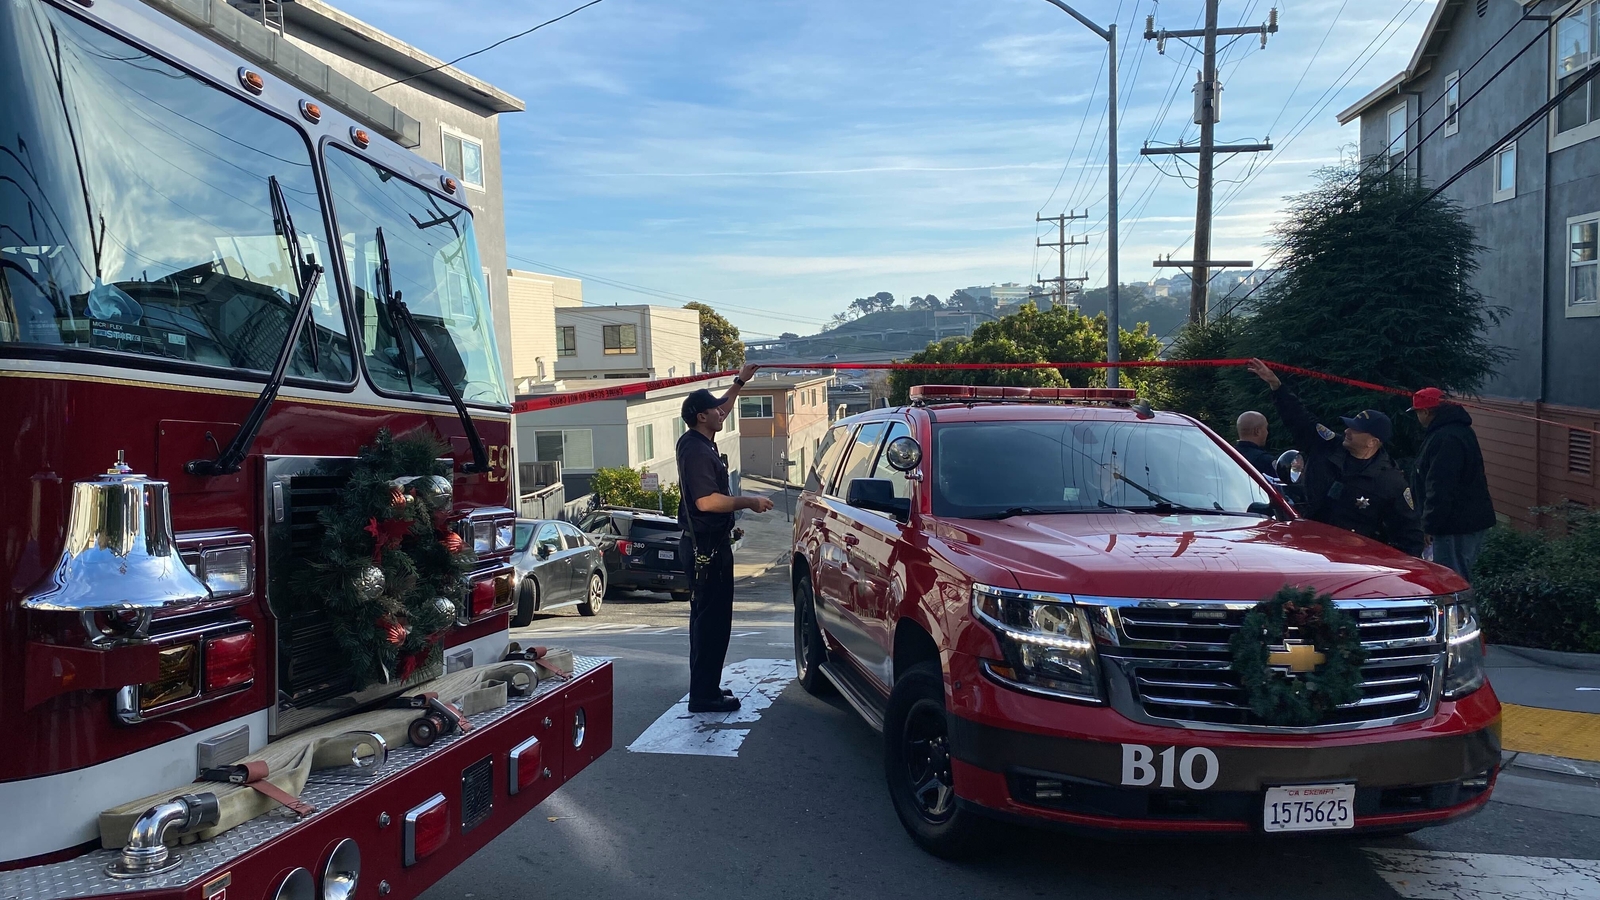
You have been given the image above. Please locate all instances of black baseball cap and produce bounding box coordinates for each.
[1339,409,1393,443]
[681,389,720,425]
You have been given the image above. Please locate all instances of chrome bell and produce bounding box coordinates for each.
[22,451,211,644]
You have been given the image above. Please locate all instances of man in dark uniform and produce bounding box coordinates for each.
[1247,359,1424,556]
[1409,387,1497,581]
[677,364,773,714]
[1234,410,1277,477]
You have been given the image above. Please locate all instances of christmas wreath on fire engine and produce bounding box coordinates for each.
[291,428,473,690]
[1228,587,1366,727]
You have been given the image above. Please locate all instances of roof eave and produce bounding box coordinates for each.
[1337,72,1407,125]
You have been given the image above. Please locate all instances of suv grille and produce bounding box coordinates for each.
[1098,600,1443,730]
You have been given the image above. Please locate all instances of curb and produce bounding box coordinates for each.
[1503,750,1600,783]
[1496,644,1600,672]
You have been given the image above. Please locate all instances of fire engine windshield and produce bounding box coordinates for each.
[325,147,507,406]
[0,0,351,380]
[931,420,1272,518]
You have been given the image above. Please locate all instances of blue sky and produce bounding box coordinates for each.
[337,0,1436,340]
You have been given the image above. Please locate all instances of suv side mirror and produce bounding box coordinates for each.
[846,478,910,521]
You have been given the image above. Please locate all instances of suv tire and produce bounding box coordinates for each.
[884,662,989,858]
[793,572,831,696]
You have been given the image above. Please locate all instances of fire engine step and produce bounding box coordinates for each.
[819,661,886,733]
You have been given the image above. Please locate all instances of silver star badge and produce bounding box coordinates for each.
[1355,496,1371,509]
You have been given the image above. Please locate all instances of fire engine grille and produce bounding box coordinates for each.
[278,471,355,709]
[461,756,495,834]
[1099,600,1444,730]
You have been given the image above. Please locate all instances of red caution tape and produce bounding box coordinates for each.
[511,359,1600,438]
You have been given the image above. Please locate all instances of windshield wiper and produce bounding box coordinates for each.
[375,227,491,475]
[187,175,323,477]
[968,506,1098,520]
[1097,501,1257,517]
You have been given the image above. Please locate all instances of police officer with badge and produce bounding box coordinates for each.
[1247,359,1424,555]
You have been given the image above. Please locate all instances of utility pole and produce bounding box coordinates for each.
[1143,3,1277,323]
[1036,211,1088,309]
[1039,0,1120,384]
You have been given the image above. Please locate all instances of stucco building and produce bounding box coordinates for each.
[737,373,834,481]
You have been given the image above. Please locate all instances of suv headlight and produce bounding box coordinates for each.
[1443,594,1486,700]
[973,584,1103,703]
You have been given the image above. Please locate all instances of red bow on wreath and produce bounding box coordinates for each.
[397,635,441,682]
[365,517,412,563]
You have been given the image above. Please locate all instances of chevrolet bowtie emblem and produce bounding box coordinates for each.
[1267,643,1326,674]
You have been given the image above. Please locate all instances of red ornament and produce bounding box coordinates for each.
[390,486,408,509]
[381,617,408,646]
[440,531,464,553]
[365,516,411,563]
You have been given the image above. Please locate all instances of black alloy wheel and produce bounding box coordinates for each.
[793,572,830,695]
[577,571,605,617]
[883,662,990,858]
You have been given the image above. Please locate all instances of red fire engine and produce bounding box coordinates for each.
[0,0,611,897]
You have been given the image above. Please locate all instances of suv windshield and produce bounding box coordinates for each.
[324,146,506,405]
[0,0,350,379]
[931,419,1271,518]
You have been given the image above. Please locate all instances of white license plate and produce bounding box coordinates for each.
[657,549,675,560]
[1263,784,1355,833]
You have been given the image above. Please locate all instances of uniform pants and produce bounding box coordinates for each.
[1431,529,1489,583]
[685,534,735,701]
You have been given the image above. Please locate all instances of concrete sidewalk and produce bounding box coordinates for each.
[729,482,796,583]
[1487,645,1600,768]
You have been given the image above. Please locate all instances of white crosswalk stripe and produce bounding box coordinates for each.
[1365,849,1600,899]
[626,658,794,758]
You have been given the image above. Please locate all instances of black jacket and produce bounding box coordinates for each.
[1234,440,1277,477]
[1270,385,1425,556]
[1411,405,1497,537]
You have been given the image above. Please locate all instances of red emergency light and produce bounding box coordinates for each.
[908,385,1139,404]
[403,793,450,866]
[509,735,545,795]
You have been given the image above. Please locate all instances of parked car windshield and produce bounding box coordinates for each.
[0,0,350,378]
[931,419,1270,518]
[514,521,535,552]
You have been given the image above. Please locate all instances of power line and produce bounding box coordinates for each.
[372,0,606,92]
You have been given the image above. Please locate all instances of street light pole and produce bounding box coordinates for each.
[1040,0,1120,387]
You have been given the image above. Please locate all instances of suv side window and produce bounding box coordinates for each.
[833,422,887,496]
[870,421,912,499]
[558,522,587,549]
[807,425,849,494]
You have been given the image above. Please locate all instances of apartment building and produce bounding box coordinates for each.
[1339,0,1600,525]
[506,269,583,392]
[554,304,701,380]
[737,373,834,481]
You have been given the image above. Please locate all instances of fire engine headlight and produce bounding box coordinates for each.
[1443,595,1486,700]
[972,584,1103,703]
[472,520,494,555]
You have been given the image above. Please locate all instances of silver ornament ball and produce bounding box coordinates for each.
[356,565,386,601]
[434,597,457,619]
[415,474,453,507]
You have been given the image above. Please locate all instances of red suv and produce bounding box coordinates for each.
[790,385,1500,856]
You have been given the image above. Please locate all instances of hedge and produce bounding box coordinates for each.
[1473,509,1600,654]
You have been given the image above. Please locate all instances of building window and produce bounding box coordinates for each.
[739,395,773,418]
[1493,142,1516,202]
[1444,71,1460,137]
[533,429,594,470]
[1386,104,1408,171]
[441,128,485,190]
[635,423,654,462]
[786,394,795,416]
[1555,3,1600,143]
[1569,214,1600,317]
[603,323,637,355]
[674,418,687,439]
[557,326,576,357]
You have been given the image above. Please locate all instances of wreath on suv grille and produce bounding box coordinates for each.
[1228,587,1367,727]
[290,428,474,691]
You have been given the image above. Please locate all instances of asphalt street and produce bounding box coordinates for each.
[420,563,1600,900]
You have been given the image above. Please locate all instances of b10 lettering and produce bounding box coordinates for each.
[1120,744,1220,790]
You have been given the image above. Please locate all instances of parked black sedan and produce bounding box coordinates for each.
[510,518,608,625]
[577,507,692,601]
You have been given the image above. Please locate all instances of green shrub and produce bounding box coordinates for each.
[589,466,680,517]
[1473,509,1600,653]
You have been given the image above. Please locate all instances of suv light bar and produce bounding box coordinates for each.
[908,384,1139,404]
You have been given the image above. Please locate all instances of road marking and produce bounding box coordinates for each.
[627,658,794,758]
[1501,703,1600,763]
[1365,849,1600,899]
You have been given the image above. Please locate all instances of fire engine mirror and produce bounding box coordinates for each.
[884,436,922,472]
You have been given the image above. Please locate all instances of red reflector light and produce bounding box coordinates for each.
[204,631,255,692]
[238,68,264,94]
[350,127,371,148]
[509,735,543,795]
[467,571,515,618]
[403,793,449,866]
[300,100,322,123]
[470,579,496,618]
